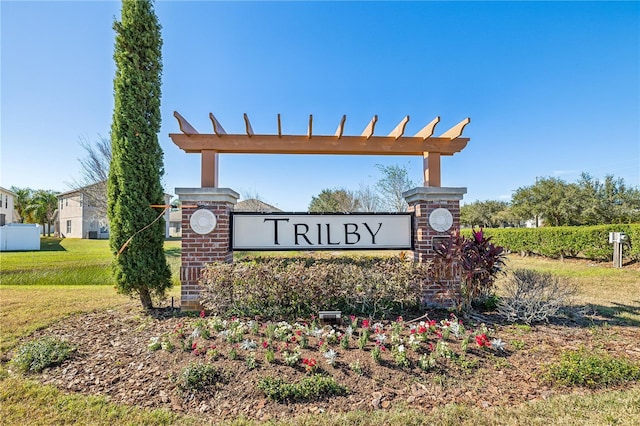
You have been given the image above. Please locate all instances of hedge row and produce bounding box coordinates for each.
[462,224,640,261]
[200,256,430,320]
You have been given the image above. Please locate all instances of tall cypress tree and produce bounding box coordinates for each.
[108,0,170,309]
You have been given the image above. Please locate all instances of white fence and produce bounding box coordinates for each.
[0,224,41,251]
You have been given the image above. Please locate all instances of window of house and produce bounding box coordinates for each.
[66,220,71,234]
[65,199,68,207]
[4,195,7,209]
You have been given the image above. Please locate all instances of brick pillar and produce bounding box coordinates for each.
[403,187,466,307]
[175,188,239,311]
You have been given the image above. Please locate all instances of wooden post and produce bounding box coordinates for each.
[201,150,218,187]
[423,152,441,187]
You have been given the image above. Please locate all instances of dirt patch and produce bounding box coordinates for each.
[20,305,640,422]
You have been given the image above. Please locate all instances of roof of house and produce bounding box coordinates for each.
[235,199,282,212]
[0,187,17,196]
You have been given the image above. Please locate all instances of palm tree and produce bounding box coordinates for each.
[27,190,58,236]
[10,186,33,223]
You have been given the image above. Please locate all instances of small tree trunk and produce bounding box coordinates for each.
[139,287,153,309]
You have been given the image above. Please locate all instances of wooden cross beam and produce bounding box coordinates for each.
[170,111,470,188]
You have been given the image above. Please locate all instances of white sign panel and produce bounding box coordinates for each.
[232,213,413,250]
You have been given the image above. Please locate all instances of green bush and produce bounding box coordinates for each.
[200,256,430,319]
[463,224,640,261]
[12,337,75,373]
[257,374,348,402]
[546,349,640,388]
[174,362,226,393]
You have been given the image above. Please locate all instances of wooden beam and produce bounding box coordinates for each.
[208,113,227,136]
[388,115,410,140]
[277,114,282,138]
[173,111,199,135]
[414,116,440,140]
[201,150,218,187]
[335,115,346,139]
[243,113,254,138]
[439,117,470,140]
[361,115,378,140]
[170,133,469,156]
[423,152,441,187]
[307,114,313,139]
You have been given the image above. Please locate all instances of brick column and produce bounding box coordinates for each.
[175,188,239,311]
[403,187,466,307]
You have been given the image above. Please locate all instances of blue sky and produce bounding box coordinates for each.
[2,1,638,211]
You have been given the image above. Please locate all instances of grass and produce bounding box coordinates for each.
[1,240,639,425]
[1,237,182,287]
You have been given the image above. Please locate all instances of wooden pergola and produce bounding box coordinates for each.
[170,112,470,188]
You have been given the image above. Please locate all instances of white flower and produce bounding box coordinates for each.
[190,328,201,339]
[375,333,387,344]
[323,349,338,365]
[397,344,405,353]
[345,325,354,336]
[491,338,506,352]
[240,339,257,351]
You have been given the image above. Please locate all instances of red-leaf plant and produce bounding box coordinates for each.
[434,228,507,312]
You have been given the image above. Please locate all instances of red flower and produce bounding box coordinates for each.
[191,342,198,350]
[397,316,403,322]
[290,336,297,343]
[199,310,206,318]
[362,319,370,329]
[350,315,356,322]
[262,341,269,349]
[475,334,491,347]
[302,358,317,372]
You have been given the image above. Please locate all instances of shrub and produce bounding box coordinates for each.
[498,269,577,324]
[257,374,347,402]
[200,255,429,319]
[463,224,640,262]
[546,349,640,388]
[174,362,226,393]
[434,228,507,311]
[11,337,75,373]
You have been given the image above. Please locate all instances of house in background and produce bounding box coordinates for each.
[57,182,171,239]
[0,187,17,226]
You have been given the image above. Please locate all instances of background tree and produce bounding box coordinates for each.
[10,186,33,223]
[511,177,580,226]
[308,188,360,212]
[67,135,111,219]
[375,163,415,212]
[27,190,58,236]
[461,200,513,228]
[576,173,640,224]
[356,183,380,212]
[108,0,170,309]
